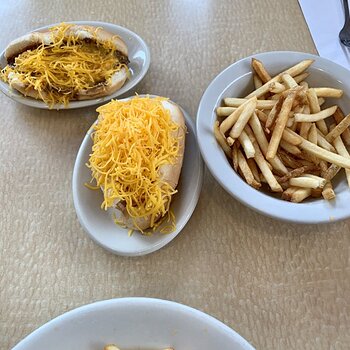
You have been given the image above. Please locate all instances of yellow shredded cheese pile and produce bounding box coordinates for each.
[0,23,128,107]
[87,96,180,232]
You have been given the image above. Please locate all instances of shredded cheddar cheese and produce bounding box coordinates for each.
[0,23,128,107]
[87,96,180,233]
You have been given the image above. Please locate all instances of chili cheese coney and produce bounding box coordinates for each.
[0,23,129,107]
[87,96,186,234]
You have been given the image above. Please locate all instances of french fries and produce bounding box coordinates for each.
[214,57,350,202]
[245,59,314,99]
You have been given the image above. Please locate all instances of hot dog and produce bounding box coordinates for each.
[1,23,129,107]
[87,96,186,233]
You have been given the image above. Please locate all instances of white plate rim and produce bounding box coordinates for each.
[72,95,204,256]
[12,297,255,350]
[0,21,151,110]
[196,50,350,224]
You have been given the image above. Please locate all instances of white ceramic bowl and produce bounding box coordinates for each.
[0,21,150,109]
[196,51,350,223]
[13,298,254,350]
[72,96,203,256]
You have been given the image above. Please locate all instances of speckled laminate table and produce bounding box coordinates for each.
[1,1,349,349]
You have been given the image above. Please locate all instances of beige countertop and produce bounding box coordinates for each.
[1,0,349,349]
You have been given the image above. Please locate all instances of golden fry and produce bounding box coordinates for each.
[265,94,284,130]
[281,187,312,202]
[278,165,317,183]
[322,163,341,181]
[229,97,257,139]
[237,149,261,189]
[316,129,336,152]
[307,123,320,165]
[306,88,320,114]
[289,176,326,189]
[251,138,283,192]
[224,97,274,109]
[333,134,350,187]
[305,91,329,136]
[232,142,239,171]
[281,187,298,200]
[314,87,343,98]
[251,58,272,83]
[246,59,314,98]
[279,139,301,155]
[295,134,350,168]
[266,90,297,159]
[237,130,255,159]
[255,109,268,124]
[294,105,337,122]
[270,93,282,100]
[290,187,312,202]
[247,158,261,183]
[318,97,325,106]
[293,72,309,84]
[253,74,263,90]
[219,107,242,134]
[325,112,350,143]
[308,123,318,144]
[269,81,286,94]
[316,120,328,135]
[322,182,336,200]
[333,107,350,146]
[299,121,312,139]
[299,81,309,89]
[281,73,298,89]
[214,121,231,157]
[216,106,236,117]
[278,150,303,168]
[283,128,302,146]
[247,115,288,174]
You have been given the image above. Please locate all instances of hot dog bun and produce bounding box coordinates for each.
[2,24,129,104]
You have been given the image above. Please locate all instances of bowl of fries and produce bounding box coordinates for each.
[197,51,350,223]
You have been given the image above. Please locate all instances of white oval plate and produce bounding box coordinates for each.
[0,21,151,109]
[197,51,350,223]
[72,96,203,256]
[13,298,254,350]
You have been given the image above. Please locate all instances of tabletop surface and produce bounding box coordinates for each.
[1,1,349,349]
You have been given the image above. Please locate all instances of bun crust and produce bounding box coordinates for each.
[114,100,186,231]
[4,24,129,102]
